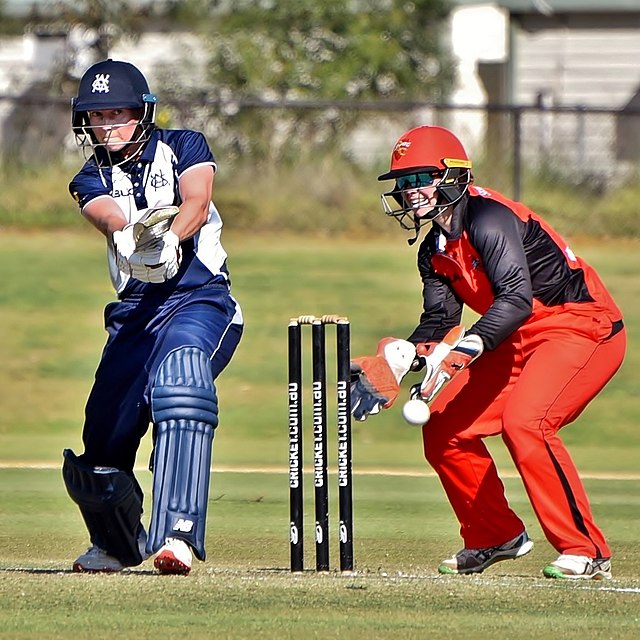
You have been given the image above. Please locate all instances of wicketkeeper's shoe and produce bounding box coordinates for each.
[73,546,124,573]
[154,538,193,576]
[543,555,612,580]
[438,530,534,575]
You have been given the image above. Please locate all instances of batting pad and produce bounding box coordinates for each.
[147,347,219,561]
[62,449,144,567]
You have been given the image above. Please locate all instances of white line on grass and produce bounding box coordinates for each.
[1,462,639,481]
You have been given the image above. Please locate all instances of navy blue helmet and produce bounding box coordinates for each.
[72,59,158,162]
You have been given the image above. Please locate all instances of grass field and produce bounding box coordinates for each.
[0,230,639,638]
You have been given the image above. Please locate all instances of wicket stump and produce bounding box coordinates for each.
[288,314,354,573]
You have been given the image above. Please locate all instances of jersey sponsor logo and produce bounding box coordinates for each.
[172,518,194,533]
[91,73,110,94]
[150,170,170,190]
[113,187,134,198]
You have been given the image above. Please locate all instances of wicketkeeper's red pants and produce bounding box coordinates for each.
[424,307,626,557]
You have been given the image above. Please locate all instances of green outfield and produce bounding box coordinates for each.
[0,231,639,639]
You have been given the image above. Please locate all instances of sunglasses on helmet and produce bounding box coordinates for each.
[396,171,442,191]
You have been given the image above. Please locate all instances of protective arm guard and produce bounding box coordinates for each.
[146,347,219,561]
[62,449,144,567]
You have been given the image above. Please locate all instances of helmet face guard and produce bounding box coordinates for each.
[378,126,473,243]
[71,59,158,165]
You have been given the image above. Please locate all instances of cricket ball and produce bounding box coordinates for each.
[401,399,431,426]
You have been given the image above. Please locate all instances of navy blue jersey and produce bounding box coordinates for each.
[69,128,229,297]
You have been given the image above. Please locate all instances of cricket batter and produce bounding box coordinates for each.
[349,125,625,579]
[62,59,243,575]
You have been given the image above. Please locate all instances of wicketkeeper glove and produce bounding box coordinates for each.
[350,338,416,421]
[128,230,182,283]
[413,326,484,404]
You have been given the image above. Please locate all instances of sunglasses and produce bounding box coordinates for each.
[396,172,442,191]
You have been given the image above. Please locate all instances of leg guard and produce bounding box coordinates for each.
[62,449,144,567]
[146,347,218,561]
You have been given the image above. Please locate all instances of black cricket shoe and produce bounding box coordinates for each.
[438,530,534,575]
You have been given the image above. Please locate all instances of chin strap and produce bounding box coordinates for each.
[407,217,421,246]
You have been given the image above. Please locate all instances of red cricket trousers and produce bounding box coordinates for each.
[423,306,626,557]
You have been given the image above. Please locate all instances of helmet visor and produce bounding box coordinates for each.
[395,171,443,191]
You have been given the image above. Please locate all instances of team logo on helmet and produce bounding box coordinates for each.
[393,140,411,160]
[91,73,110,94]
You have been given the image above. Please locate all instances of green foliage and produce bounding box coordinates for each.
[0,1,150,53]
[3,157,640,238]
[207,0,452,101]
[0,161,81,227]
[1,153,639,239]
[157,0,454,163]
[517,171,640,240]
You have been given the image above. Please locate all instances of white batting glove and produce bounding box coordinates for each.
[128,230,182,283]
[129,236,166,266]
[133,206,180,250]
[112,224,137,272]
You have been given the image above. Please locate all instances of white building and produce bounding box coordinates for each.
[449,0,640,172]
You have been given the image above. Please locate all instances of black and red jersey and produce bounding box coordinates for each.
[408,185,623,350]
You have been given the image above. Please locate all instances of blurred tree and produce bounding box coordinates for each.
[1,0,154,165]
[156,0,454,163]
[48,0,150,59]
[208,0,452,101]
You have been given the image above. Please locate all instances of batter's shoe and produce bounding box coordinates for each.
[72,527,149,573]
[543,555,611,580]
[73,546,124,573]
[438,530,534,575]
[154,538,192,576]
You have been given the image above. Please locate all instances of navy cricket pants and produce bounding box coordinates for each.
[80,283,243,472]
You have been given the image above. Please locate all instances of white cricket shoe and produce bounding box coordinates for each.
[154,538,193,575]
[73,546,124,573]
[72,527,149,573]
[543,554,612,580]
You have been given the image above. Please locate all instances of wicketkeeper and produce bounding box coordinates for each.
[350,125,626,580]
[63,59,243,575]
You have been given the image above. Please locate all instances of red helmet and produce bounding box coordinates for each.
[378,125,471,180]
[378,126,473,243]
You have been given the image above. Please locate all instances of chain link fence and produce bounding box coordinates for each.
[1,93,639,202]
